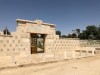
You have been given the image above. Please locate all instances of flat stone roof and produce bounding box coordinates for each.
[16,19,56,27]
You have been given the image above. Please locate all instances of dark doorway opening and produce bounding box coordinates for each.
[30,33,45,54]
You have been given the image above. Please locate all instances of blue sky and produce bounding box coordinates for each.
[0,0,100,35]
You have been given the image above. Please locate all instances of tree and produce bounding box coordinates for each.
[78,32,86,39]
[76,29,80,37]
[67,34,72,38]
[56,31,61,37]
[67,33,77,38]
[71,33,77,38]
[61,35,67,38]
[3,27,11,35]
[78,25,98,39]
[68,25,100,40]
[96,25,100,39]
[86,25,98,39]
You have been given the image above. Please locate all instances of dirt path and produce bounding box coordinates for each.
[0,55,100,75]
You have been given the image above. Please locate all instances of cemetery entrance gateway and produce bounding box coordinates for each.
[30,33,45,54]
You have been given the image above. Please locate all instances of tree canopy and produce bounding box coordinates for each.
[70,25,100,40]
[56,31,61,37]
[56,25,100,40]
[3,27,11,35]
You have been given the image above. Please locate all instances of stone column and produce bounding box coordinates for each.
[42,53,45,61]
[80,50,82,56]
[11,54,15,65]
[54,51,56,59]
[92,50,94,56]
[72,51,75,58]
[86,50,88,56]
[64,50,67,59]
[28,54,32,63]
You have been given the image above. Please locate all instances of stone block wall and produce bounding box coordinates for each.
[0,32,30,56]
[0,19,99,67]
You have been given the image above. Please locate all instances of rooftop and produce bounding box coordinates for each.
[16,19,56,27]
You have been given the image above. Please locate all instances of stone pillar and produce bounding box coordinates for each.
[80,50,82,56]
[11,54,15,65]
[92,50,94,56]
[42,53,45,61]
[86,50,88,56]
[64,50,67,59]
[54,51,56,59]
[29,54,32,63]
[72,51,75,58]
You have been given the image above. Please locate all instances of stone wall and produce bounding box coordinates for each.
[0,32,30,56]
[0,19,99,67]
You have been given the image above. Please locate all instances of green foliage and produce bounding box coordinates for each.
[3,27,11,35]
[67,34,72,38]
[61,35,67,38]
[71,33,77,38]
[37,41,44,49]
[79,25,100,40]
[67,33,77,38]
[76,29,80,35]
[56,31,61,37]
[69,25,100,40]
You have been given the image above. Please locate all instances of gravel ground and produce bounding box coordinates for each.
[0,55,100,75]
